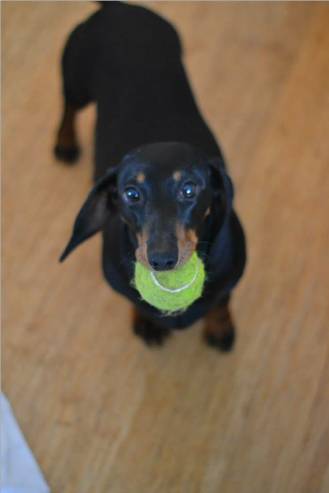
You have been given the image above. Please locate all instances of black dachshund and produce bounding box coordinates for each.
[55,2,246,350]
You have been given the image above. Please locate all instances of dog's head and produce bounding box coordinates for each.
[60,142,234,270]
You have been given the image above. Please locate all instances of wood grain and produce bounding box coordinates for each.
[3,2,329,492]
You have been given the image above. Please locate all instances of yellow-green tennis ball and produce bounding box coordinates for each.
[134,252,205,314]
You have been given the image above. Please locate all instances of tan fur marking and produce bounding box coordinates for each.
[186,229,198,245]
[176,224,198,267]
[204,304,233,338]
[173,170,182,182]
[135,230,149,267]
[136,172,145,184]
[205,207,211,218]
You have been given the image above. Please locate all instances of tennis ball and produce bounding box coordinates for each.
[134,252,205,314]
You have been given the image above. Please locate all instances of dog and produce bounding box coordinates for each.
[55,1,246,350]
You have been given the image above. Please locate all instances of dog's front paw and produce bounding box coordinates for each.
[204,328,235,352]
[133,312,171,347]
[203,303,236,352]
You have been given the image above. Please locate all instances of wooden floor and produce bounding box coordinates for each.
[3,2,329,492]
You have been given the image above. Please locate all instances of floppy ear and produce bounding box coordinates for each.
[209,157,234,212]
[59,167,118,262]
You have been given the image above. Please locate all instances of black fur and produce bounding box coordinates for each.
[56,2,247,344]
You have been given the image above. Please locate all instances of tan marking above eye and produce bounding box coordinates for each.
[136,172,145,183]
[173,170,182,182]
[205,207,211,217]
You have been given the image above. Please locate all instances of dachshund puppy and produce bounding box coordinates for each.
[55,2,246,350]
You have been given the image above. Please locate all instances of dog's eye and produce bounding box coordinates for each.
[123,186,141,203]
[179,182,197,200]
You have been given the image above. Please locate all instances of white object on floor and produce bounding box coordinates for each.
[0,393,50,493]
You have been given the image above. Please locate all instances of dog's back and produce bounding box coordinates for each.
[61,1,221,177]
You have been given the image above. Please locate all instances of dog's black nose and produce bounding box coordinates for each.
[149,253,177,271]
